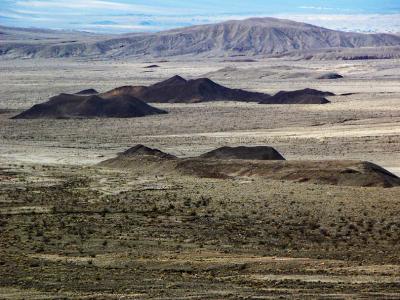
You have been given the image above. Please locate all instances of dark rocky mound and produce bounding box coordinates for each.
[101,86,148,98]
[144,64,160,68]
[317,73,344,80]
[12,93,167,119]
[259,88,334,104]
[99,144,400,188]
[103,75,271,103]
[120,145,176,159]
[200,146,285,160]
[101,77,332,105]
[222,59,257,62]
[75,88,99,95]
[151,75,187,88]
[99,145,177,171]
[143,76,272,103]
[176,160,400,188]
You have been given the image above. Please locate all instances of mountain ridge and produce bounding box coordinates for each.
[1,17,400,59]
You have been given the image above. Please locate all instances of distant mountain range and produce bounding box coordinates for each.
[1,17,400,59]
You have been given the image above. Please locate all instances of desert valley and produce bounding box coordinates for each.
[1,15,400,299]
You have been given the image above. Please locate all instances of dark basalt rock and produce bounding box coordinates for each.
[260,88,334,104]
[12,93,167,119]
[200,146,285,160]
[102,75,271,103]
[75,88,99,95]
[120,145,176,159]
[317,73,344,80]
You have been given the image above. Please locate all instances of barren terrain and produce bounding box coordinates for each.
[1,58,400,173]
[1,57,400,298]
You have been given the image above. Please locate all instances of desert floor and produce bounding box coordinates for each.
[0,58,400,298]
[1,58,400,174]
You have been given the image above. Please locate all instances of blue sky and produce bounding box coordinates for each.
[1,0,400,33]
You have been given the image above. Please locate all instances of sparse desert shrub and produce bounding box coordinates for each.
[35,246,44,253]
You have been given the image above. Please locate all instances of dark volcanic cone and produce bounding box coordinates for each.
[102,77,333,104]
[317,73,344,80]
[141,76,271,103]
[260,88,334,104]
[144,64,160,68]
[75,88,99,95]
[99,144,400,188]
[151,75,187,88]
[120,145,176,159]
[102,75,271,103]
[101,86,148,99]
[200,146,285,160]
[12,93,167,119]
[99,144,177,170]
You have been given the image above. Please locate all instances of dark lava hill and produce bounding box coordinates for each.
[200,146,285,160]
[103,75,271,103]
[100,145,400,188]
[260,88,334,104]
[75,88,99,95]
[103,77,335,104]
[317,73,344,80]
[12,93,167,119]
[120,145,177,160]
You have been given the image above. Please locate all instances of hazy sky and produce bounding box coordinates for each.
[1,0,400,33]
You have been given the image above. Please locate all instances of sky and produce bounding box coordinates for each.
[0,0,400,33]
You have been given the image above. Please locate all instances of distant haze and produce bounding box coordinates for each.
[0,0,400,33]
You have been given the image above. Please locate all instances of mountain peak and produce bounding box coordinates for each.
[151,75,187,88]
